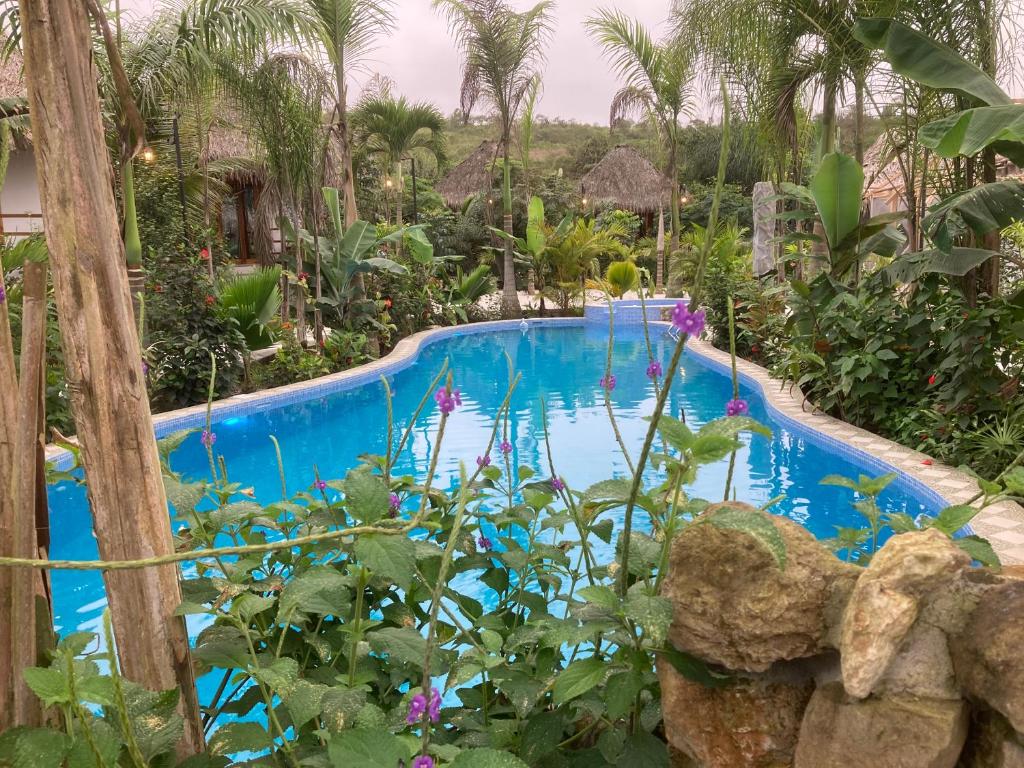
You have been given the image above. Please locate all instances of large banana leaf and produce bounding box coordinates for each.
[923,180,1024,252]
[526,195,546,258]
[880,247,996,285]
[853,19,1010,106]
[919,106,1024,166]
[809,152,863,251]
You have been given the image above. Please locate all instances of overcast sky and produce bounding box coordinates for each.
[118,0,677,125]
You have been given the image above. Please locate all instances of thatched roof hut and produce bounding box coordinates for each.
[436,139,498,207]
[579,145,668,213]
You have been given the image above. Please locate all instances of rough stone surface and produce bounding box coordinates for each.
[793,682,968,768]
[959,709,1024,768]
[663,504,857,672]
[952,580,1024,732]
[840,530,970,698]
[659,656,812,768]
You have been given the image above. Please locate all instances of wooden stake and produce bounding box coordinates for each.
[18,0,204,752]
[11,261,47,726]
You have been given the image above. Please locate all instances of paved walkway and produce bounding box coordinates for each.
[689,337,1024,565]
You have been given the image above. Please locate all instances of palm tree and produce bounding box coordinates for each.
[586,8,693,292]
[305,0,396,228]
[434,0,555,319]
[352,95,447,228]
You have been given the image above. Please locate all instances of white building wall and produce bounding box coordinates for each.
[1,149,43,240]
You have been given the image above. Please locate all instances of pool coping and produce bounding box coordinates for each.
[46,317,1024,564]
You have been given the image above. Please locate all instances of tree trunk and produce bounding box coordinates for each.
[500,138,521,318]
[11,261,47,727]
[667,134,680,276]
[19,0,204,753]
[853,74,865,166]
[820,72,838,156]
[656,205,666,295]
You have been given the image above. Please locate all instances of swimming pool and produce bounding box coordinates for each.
[45,320,945,688]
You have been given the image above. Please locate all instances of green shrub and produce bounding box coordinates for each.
[218,266,282,350]
[249,332,330,389]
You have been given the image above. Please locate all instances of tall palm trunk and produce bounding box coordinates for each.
[19,0,204,752]
[667,131,680,282]
[394,160,404,229]
[500,136,521,318]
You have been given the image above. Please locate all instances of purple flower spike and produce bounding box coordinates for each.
[413,757,434,768]
[0,283,5,303]
[314,479,327,492]
[428,687,441,722]
[478,535,493,551]
[142,360,149,375]
[499,439,513,455]
[725,398,749,417]
[434,386,461,415]
[671,302,706,337]
[200,430,216,448]
[646,360,663,379]
[551,477,565,492]
[477,455,491,468]
[389,492,401,518]
[406,693,427,724]
[599,373,617,391]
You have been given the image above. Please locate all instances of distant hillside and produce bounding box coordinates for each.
[443,117,661,181]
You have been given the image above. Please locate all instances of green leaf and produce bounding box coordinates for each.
[577,585,620,611]
[278,566,351,618]
[320,687,368,733]
[698,416,772,439]
[1002,466,1024,496]
[705,505,787,569]
[0,728,70,768]
[526,195,546,257]
[354,533,416,591]
[656,647,731,688]
[616,730,669,768]
[66,721,120,768]
[552,656,607,705]
[605,671,643,721]
[956,535,1000,567]
[927,505,979,536]
[282,679,329,728]
[449,748,531,768]
[809,152,864,251]
[853,18,1011,106]
[209,722,274,756]
[624,589,673,646]
[520,710,565,764]
[919,106,1024,165]
[925,181,1024,251]
[651,414,694,452]
[367,627,426,668]
[582,479,634,503]
[21,667,69,707]
[342,466,391,523]
[327,729,407,768]
[689,434,741,464]
[881,248,997,284]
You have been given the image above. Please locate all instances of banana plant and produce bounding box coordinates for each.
[288,187,407,331]
[854,18,1024,275]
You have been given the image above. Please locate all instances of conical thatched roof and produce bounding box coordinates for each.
[580,145,668,213]
[436,139,498,207]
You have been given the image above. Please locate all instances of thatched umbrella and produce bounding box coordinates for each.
[436,139,498,207]
[579,144,668,213]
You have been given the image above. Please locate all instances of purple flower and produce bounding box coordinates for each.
[551,477,565,492]
[142,360,149,375]
[646,360,663,379]
[314,479,327,491]
[434,386,461,415]
[389,492,400,518]
[406,693,427,724]
[429,687,441,721]
[412,757,434,768]
[671,302,706,337]
[599,373,616,391]
[725,398,749,417]
[499,440,513,455]
[200,430,216,447]
[477,454,491,468]
[478,535,493,551]
[0,283,5,303]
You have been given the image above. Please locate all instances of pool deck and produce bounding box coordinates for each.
[47,315,1024,565]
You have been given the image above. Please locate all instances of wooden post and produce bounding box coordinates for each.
[18,0,204,753]
[11,261,47,727]
[0,260,18,730]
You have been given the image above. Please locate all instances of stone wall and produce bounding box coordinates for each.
[658,502,1024,768]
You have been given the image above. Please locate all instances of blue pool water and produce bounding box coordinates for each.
[46,322,943,700]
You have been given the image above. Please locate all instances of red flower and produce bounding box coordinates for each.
[200,248,210,260]
[205,295,215,306]
[298,271,309,283]
[383,297,393,309]
[928,374,937,386]
[751,344,760,354]
[922,459,933,466]
[153,284,163,293]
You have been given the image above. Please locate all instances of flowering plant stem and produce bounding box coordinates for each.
[724,295,740,500]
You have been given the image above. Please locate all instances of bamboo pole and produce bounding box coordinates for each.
[18,0,204,753]
[11,261,47,727]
